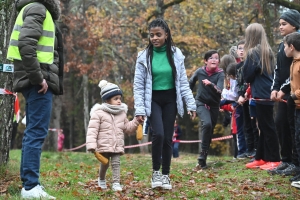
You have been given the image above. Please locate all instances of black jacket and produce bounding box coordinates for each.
[271,42,293,97]
[243,49,274,105]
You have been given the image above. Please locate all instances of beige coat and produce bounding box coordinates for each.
[86,104,139,154]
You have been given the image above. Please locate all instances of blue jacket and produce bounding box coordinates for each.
[243,49,274,105]
[133,47,196,117]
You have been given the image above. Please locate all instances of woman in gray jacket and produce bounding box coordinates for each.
[133,18,196,190]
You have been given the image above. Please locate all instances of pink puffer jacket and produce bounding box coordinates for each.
[86,108,139,154]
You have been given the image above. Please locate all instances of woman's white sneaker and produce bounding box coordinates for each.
[151,171,162,188]
[21,185,56,199]
[161,175,172,190]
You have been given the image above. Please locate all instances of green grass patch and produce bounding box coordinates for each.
[0,150,299,199]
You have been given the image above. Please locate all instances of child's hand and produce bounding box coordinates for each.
[88,149,95,153]
[237,96,245,105]
[276,90,285,101]
[219,109,224,112]
[136,116,145,124]
[202,79,211,86]
[188,111,196,120]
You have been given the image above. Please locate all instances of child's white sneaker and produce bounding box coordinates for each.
[98,178,107,189]
[21,185,56,199]
[112,182,122,191]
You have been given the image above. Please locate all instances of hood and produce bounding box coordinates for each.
[16,0,61,20]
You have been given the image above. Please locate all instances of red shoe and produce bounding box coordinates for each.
[246,160,267,169]
[259,162,281,170]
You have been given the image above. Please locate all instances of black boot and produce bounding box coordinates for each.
[198,151,208,169]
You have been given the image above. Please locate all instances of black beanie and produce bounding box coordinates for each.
[280,9,300,29]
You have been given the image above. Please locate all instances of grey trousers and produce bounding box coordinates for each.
[99,153,121,183]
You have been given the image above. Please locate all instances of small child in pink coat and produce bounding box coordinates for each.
[86,80,139,191]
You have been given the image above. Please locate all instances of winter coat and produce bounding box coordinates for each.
[133,47,196,117]
[189,66,225,108]
[86,103,139,154]
[12,0,64,95]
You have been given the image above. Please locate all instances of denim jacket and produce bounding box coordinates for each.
[133,47,196,117]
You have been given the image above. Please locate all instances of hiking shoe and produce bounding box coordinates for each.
[267,162,289,175]
[290,173,300,182]
[21,185,56,199]
[112,183,122,191]
[161,175,172,190]
[237,152,247,159]
[259,162,280,170]
[278,164,300,176]
[246,149,256,158]
[246,160,267,169]
[98,178,107,189]
[151,171,162,188]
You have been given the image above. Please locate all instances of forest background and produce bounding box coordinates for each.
[1,0,300,163]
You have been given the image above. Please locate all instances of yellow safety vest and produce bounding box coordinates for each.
[7,3,55,64]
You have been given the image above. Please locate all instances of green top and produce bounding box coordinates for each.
[152,45,175,90]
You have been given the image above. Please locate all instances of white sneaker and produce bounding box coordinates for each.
[151,171,162,188]
[112,183,122,191]
[161,175,172,190]
[98,178,107,189]
[21,185,56,199]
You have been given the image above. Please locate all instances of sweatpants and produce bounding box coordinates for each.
[275,100,293,163]
[149,88,177,175]
[99,153,121,183]
[255,104,280,162]
[196,103,219,152]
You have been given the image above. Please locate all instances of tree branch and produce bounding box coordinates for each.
[267,0,300,12]
[147,0,186,21]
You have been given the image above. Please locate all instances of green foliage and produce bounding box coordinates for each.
[2,150,300,199]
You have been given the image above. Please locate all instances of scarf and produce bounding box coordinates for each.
[90,103,128,116]
[205,66,220,76]
[99,103,128,115]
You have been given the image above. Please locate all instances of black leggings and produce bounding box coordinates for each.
[255,104,280,162]
[149,89,177,175]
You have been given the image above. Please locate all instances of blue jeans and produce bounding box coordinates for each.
[173,142,180,158]
[21,85,53,190]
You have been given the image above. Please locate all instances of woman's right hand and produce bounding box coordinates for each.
[136,115,145,124]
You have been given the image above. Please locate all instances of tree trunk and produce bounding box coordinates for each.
[83,74,89,151]
[0,0,17,166]
[0,74,15,165]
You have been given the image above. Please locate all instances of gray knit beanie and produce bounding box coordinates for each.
[98,80,123,101]
[280,9,300,29]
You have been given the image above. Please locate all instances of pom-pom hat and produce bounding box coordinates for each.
[98,80,123,101]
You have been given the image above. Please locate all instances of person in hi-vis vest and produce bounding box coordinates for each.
[7,0,64,199]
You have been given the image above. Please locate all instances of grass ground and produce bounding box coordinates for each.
[0,150,299,199]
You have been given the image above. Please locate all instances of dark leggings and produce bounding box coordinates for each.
[255,104,280,162]
[149,89,177,175]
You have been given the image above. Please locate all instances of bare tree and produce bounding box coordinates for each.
[0,0,17,165]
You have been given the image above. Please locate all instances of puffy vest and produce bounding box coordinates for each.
[7,3,55,64]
